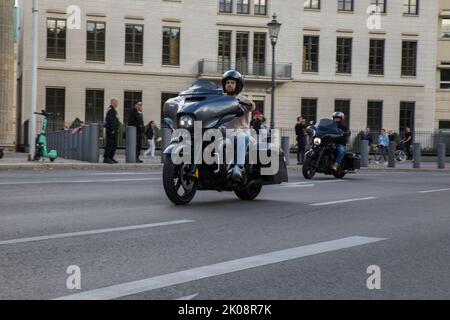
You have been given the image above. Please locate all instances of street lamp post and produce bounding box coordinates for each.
[29,0,39,160]
[267,14,281,129]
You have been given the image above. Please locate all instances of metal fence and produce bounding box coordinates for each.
[278,128,450,155]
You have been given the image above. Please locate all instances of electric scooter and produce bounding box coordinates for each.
[33,110,58,162]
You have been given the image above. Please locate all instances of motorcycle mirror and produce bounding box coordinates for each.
[164,117,175,131]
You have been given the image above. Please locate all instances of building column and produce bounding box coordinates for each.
[0,0,15,147]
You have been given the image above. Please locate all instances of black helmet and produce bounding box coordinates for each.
[222,70,244,95]
[332,111,345,121]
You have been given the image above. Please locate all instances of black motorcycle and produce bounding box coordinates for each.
[162,80,288,205]
[302,119,360,179]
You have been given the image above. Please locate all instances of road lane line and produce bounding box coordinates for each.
[0,220,195,246]
[418,188,450,194]
[310,197,377,206]
[0,178,160,185]
[90,172,161,176]
[54,236,386,300]
[174,293,199,300]
[280,183,315,188]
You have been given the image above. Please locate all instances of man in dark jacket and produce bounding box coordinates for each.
[128,101,145,163]
[331,112,351,172]
[103,98,120,164]
[295,116,307,165]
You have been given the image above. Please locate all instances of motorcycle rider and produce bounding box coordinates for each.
[222,70,256,180]
[331,112,351,172]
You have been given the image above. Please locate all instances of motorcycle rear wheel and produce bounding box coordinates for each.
[234,184,262,201]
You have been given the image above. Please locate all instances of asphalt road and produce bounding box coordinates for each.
[1,169,450,300]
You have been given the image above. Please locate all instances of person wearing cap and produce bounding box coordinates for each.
[250,110,263,135]
[331,112,351,172]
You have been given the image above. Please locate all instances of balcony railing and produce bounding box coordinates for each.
[198,59,292,79]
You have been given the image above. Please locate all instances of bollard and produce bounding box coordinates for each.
[64,130,70,159]
[388,141,396,168]
[161,128,172,163]
[438,143,446,169]
[413,143,421,169]
[126,126,137,163]
[77,131,83,161]
[360,140,369,168]
[89,124,100,163]
[82,125,90,162]
[281,136,290,165]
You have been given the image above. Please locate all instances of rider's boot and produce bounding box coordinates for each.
[331,162,338,172]
[230,165,243,180]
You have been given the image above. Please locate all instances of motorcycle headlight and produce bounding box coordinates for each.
[179,115,194,130]
[313,138,322,146]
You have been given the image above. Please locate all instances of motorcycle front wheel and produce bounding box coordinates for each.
[302,156,316,179]
[163,155,197,205]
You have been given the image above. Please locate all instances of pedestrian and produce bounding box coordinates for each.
[144,121,157,158]
[250,111,262,135]
[103,98,120,164]
[376,129,389,165]
[361,127,373,145]
[128,101,144,163]
[401,127,413,160]
[295,116,307,165]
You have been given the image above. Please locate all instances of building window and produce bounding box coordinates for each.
[125,24,144,64]
[336,37,352,74]
[253,32,266,76]
[45,88,65,131]
[218,31,232,73]
[439,121,450,129]
[236,32,249,75]
[47,18,66,60]
[237,0,249,14]
[161,93,179,127]
[85,89,105,125]
[367,101,383,133]
[441,69,450,89]
[254,0,267,15]
[404,0,419,15]
[369,39,385,75]
[399,102,415,133]
[442,18,450,38]
[335,100,351,127]
[219,0,233,13]
[370,0,386,13]
[338,0,354,11]
[163,26,180,66]
[401,40,417,77]
[303,35,319,72]
[304,0,320,10]
[301,98,318,125]
[124,91,142,125]
[87,21,105,62]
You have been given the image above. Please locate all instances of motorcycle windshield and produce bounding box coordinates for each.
[314,119,339,136]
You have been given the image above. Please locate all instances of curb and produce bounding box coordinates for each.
[1,162,450,173]
[0,163,163,171]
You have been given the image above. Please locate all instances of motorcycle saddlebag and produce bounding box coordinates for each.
[260,150,289,184]
[344,152,360,171]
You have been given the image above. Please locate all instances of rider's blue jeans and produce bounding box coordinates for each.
[335,144,346,164]
[235,131,250,166]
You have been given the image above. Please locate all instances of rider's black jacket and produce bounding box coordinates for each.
[335,123,351,146]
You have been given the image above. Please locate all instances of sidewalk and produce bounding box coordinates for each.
[1,152,450,172]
